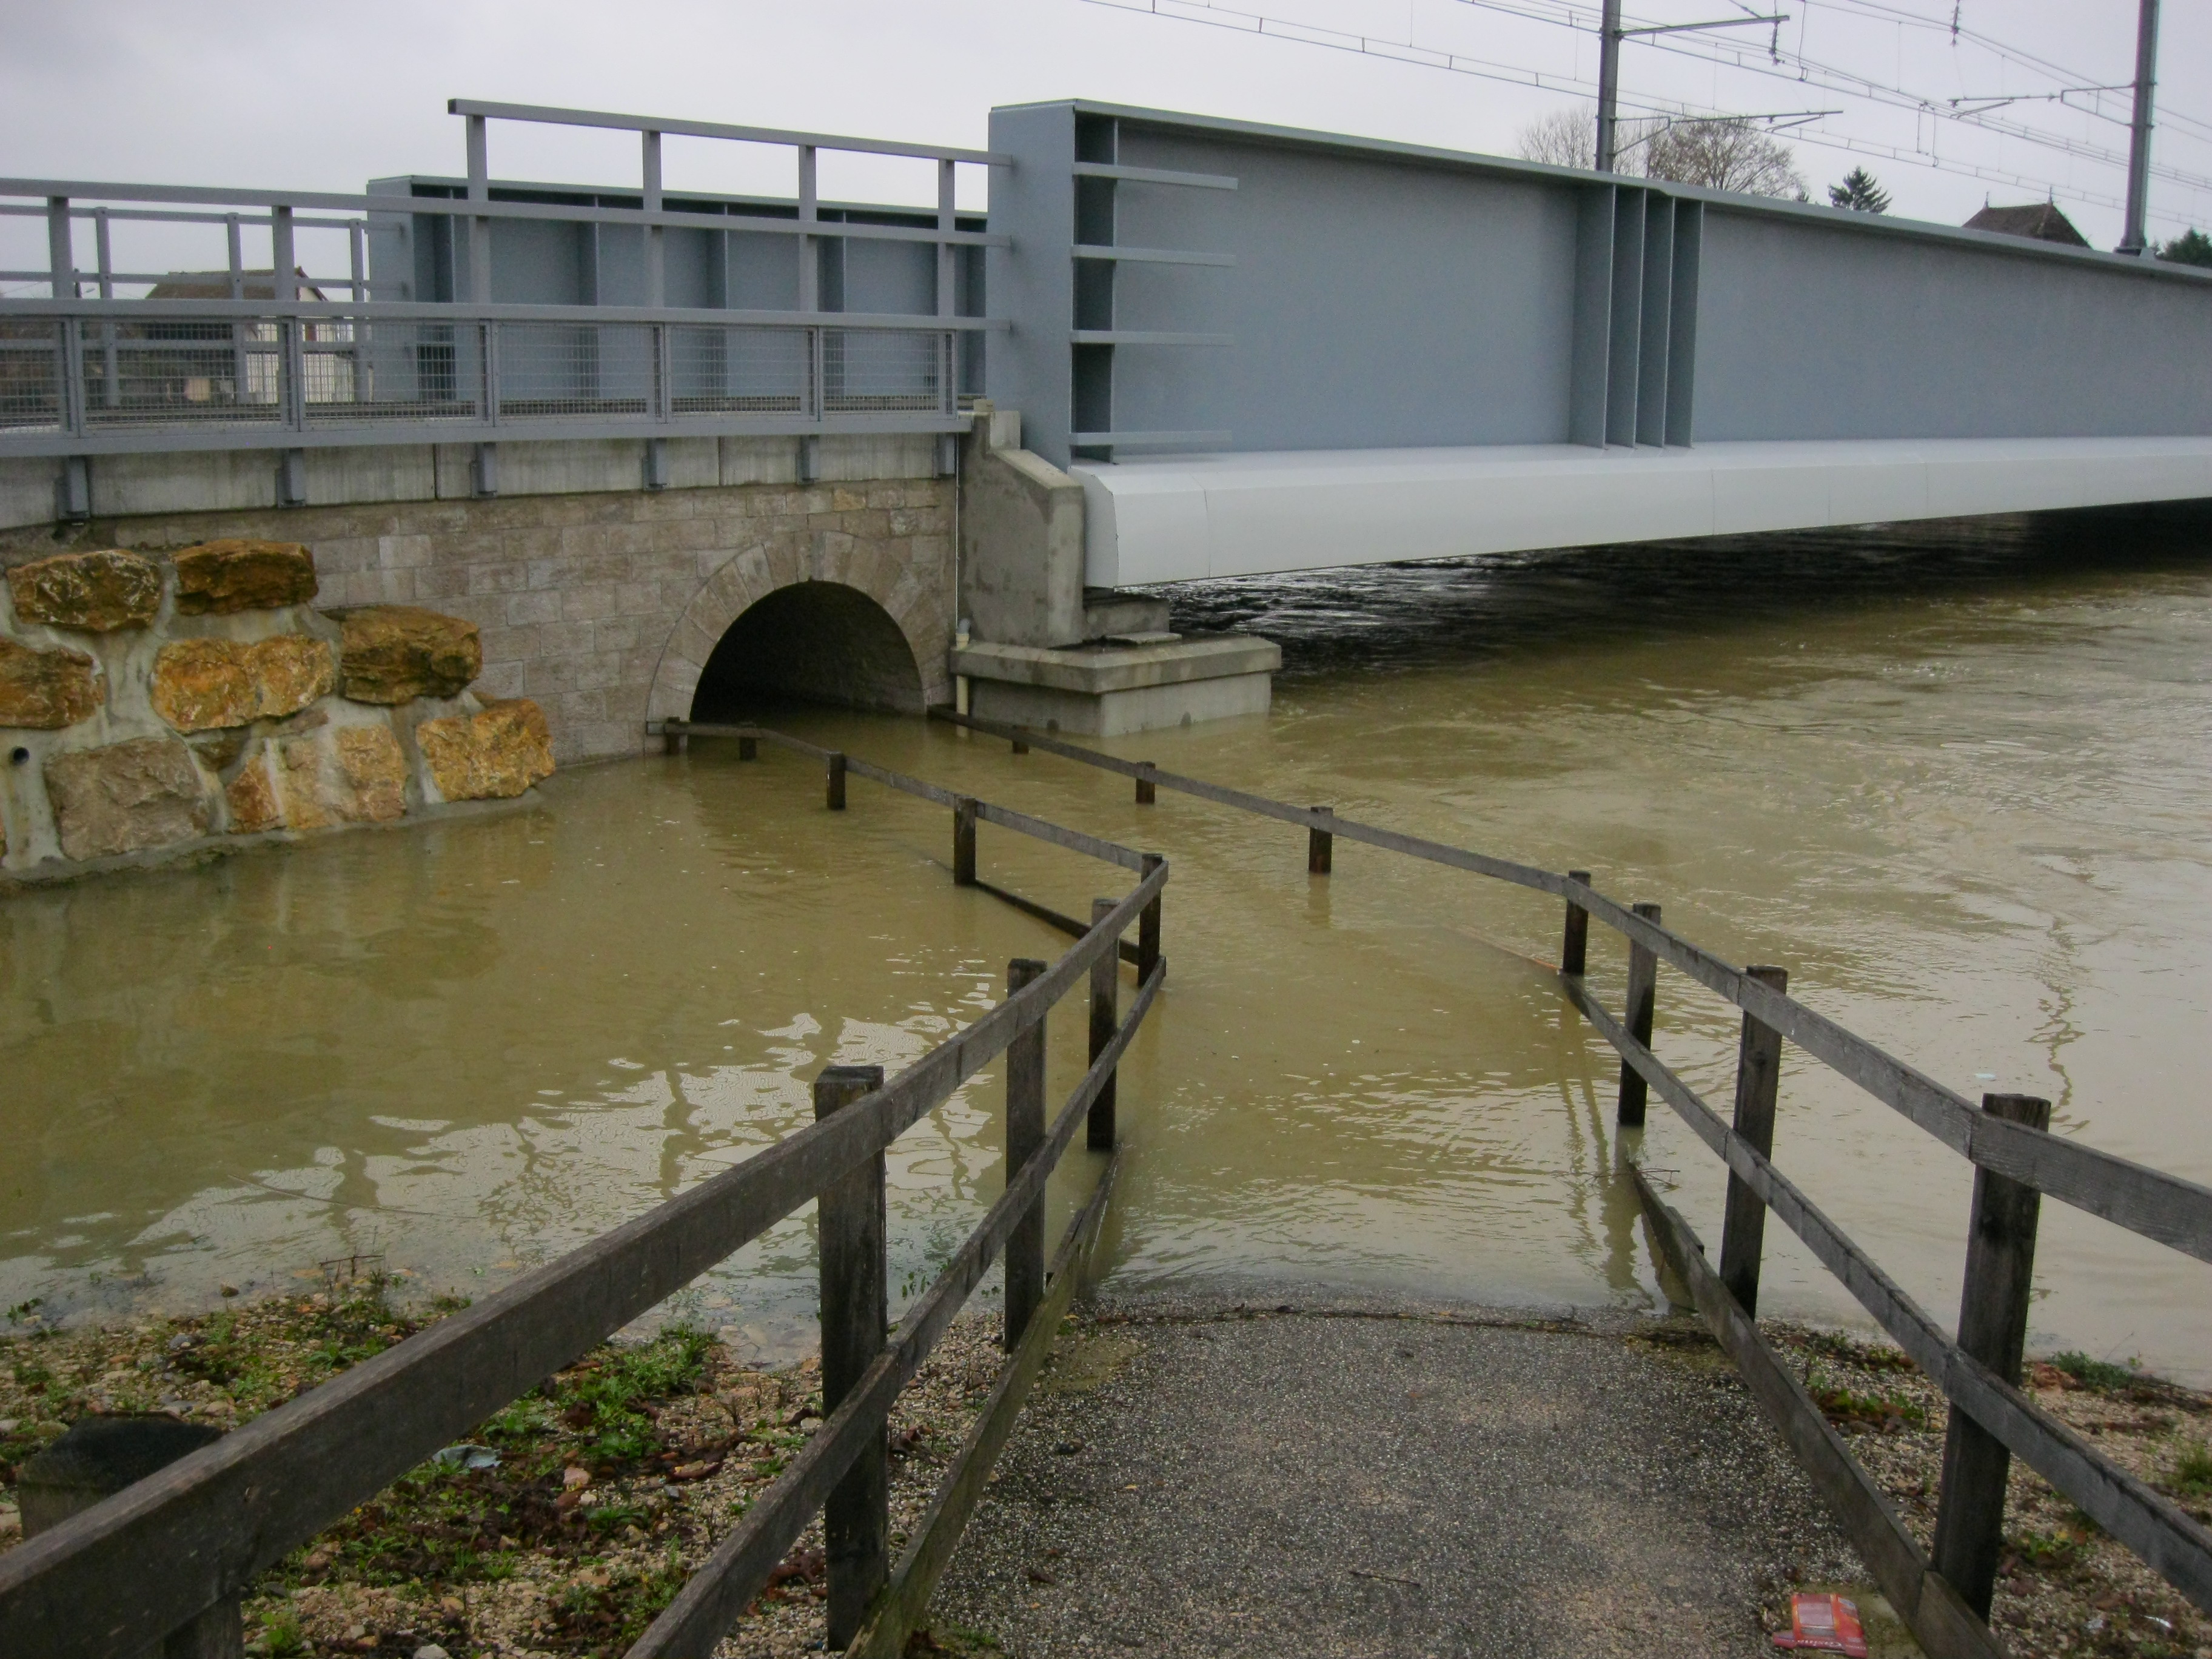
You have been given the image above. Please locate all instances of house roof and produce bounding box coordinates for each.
[1963,203,2090,247]
[144,267,327,301]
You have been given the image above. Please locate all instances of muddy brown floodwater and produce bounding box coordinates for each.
[4,511,2209,1381]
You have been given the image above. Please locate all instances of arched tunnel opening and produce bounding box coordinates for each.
[690,580,925,719]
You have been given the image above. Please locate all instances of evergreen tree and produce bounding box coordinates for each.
[1828,168,1891,213]
[2156,229,2212,267]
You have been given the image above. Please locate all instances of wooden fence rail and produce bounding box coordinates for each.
[930,709,2212,1259]
[926,706,2212,1654]
[0,729,1169,1659]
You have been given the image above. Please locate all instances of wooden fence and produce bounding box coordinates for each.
[0,727,1168,1659]
[930,707,2212,1659]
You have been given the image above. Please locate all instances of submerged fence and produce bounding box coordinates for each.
[931,706,2212,1659]
[0,729,1166,1659]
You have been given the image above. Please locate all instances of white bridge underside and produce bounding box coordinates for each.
[1073,437,2212,588]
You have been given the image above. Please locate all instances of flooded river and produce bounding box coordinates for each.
[5,510,2210,1379]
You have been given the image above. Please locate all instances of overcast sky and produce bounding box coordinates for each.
[4,0,2208,284]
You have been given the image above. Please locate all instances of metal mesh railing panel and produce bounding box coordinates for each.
[823,327,943,414]
[0,311,971,443]
[76,320,284,429]
[495,321,657,421]
[303,320,484,425]
[0,321,62,431]
[669,325,809,414]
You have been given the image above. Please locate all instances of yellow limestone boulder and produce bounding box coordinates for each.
[7,549,162,632]
[226,722,407,833]
[151,640,255,732]
[417,699,555,802]
[244,635,337,719]
[153,635,338,732]
[338,607,482,704]
[0,637,102,729]
[44,736,213,859]
[172,540,318,615]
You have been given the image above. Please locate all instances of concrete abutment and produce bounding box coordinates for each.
[1,417,1279,780]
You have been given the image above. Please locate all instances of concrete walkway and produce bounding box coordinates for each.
[930,1293,1908,1658]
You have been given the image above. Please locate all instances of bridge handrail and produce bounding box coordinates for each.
[0,178,1011,247]
[929,708,2212,1262]
[0,298,1005,327]
[0,739,1167,1659]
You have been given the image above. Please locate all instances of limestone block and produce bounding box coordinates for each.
[338,606,482,703]
[246,634,337,719]
[151,640,255,732]
[45,736,212,859]
[417,698,555,802]
[173,539,319,614]
[223,755,282,834]
[335,725,407,822]
[152,635,338,732]
[0,637,102,729]
[6,549,162,631]
[226,721,407,833]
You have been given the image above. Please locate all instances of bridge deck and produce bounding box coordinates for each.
[928,1293,1902,1658]
[1074,435,2212,586]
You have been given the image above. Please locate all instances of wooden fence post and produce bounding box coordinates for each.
[1138,853,1163,982]
[1931,1091,2053,1621]
[826,751,846,811]
[1135,763,1156,805]
[737,734,758,762]
[952,796,977,887]
[1088,900,1118,1151]
[1003,958,1047,1352]
[1308,807,1333,875]
[1718,965,1789,1315]
[1616,901,1662,1127]
[1561,870,1592,976]
[814,1063,888,1651]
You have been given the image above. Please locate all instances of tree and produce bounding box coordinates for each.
[2157,229,2212,267]
[1513,106,1806,199]
[1642,118,1807,198]
[1517,107,1600,171]
[1828,167,1891,213]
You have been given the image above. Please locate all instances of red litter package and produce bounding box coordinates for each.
[1772,1592,1869,1656]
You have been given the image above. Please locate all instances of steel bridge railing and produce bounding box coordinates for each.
[0,303,986,455]
[1,99,1006,459]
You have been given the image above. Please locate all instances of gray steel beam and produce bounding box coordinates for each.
[446,97,1009,166]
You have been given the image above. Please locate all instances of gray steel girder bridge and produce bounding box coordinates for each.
[4,95,2210,573]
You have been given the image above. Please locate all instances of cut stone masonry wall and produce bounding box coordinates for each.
[0,435,959,768]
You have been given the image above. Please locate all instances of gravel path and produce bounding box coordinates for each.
[930,1292,1886,1658]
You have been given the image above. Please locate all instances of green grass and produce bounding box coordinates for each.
[2005,1527,2087,1573]
[2170,1441,2212,1497]
[548,1322,716,1466]
[2048,1350,2149,1392]
[280,1322,720,1592]
[549,1547,691,1649]
[1806,1369,1928,1431]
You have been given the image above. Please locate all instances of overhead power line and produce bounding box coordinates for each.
[1078,0,2211,233]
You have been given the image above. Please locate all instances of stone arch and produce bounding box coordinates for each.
[648,538,952,723]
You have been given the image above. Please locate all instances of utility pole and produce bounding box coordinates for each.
[2119,0,2160,255]
[1597,0,1624,172]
